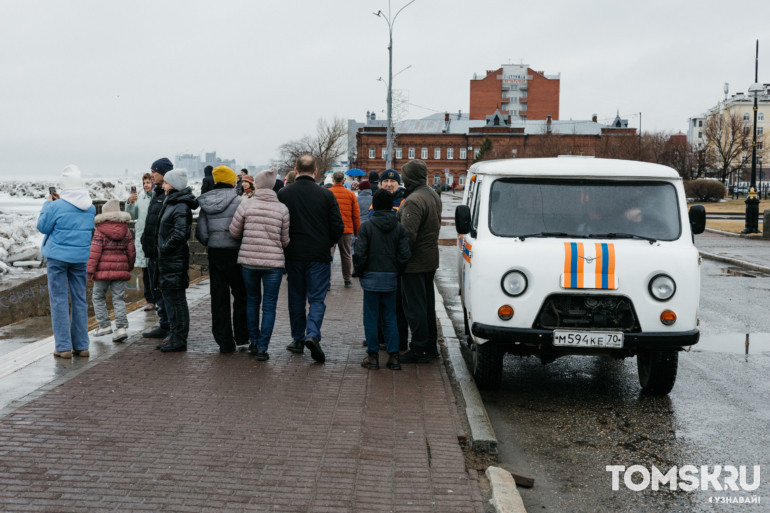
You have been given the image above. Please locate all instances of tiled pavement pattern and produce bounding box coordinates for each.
[0,269,485,512]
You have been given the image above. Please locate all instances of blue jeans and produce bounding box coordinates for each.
[242,267,283,351]
[46,258,89,352]
[363,290,399,354]
[285,260,331,342]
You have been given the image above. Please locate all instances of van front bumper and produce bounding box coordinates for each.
[471,323,699,349]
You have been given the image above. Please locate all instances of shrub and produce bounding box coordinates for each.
[684,179,725,202]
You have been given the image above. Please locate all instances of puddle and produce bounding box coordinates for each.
[718,266,770,278]
[694,332,770,355]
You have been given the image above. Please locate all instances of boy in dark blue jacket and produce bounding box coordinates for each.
[353,189,411,370]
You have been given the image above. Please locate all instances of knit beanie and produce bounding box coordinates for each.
[151,158,173,175]
[102,199,121,214]
[358,180,371,191]
[163,169,187,190]
[368,171,379,183]
[372,189,394,211]
[212,165,237,185]
[254,168,277,189]
[241,175,254,187]
[380,168,402,185]
[401,159,427,187]
[60,164,84,189]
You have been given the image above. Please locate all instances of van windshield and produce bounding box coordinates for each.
[488,179,681,241]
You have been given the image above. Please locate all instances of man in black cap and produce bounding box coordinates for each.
[141,157,175,342]
[368,171,380,193]
[397,159,442,363]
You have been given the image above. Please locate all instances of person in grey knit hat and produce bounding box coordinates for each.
[396,159,442,363]
[163,169,188,192]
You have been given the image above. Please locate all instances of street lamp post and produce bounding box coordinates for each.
[375,0,415,170]
[743,40,762,234]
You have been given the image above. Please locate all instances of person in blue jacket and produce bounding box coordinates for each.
[37,165,96,358]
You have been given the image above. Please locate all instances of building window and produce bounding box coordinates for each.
[396,147,402,159]
[698,120,703,127]
[434,148,441,159]
[511,149,518,157]
[447,148,454,160]
[460,148,467,159]
[459,174,466,186]
[433,174,441,185]
[743,127,750,136]
[369,148,375,159]
[474,148,480,158]
[759,127,765,136]
[698,132,702,138]
[758,142,764,151]
[408,147,415,159]
[759,113,765,121]
[744,113,751,121]
[421,148,428,159]
[381,148,386,159]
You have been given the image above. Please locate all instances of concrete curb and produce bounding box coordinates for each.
[486,466,528,513]
[434,285,497,454]
[698,250,770,274]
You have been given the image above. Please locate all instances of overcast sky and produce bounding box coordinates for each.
[0,0,767,180]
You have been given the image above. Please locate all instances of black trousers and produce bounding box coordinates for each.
[161,288,189,344]
[379,279,408,350]
[401,271,438,353]
[141,267,155,304]
[208,248,248,350]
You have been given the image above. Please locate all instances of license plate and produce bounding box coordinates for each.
[552,330,624,348]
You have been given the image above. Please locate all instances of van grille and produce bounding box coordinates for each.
[534,294,640,331]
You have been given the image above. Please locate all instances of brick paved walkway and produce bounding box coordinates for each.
[0,270,485,512]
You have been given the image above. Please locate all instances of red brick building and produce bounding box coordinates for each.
[354,111,637,189]
[470,64,560,121]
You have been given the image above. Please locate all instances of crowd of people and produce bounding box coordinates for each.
[38,155,442,370]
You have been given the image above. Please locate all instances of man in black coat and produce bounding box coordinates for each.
[200,165,215,194]
[141,157,174,341]
[277,154,344,363]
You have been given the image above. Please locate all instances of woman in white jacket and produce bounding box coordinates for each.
[125,173,155,311]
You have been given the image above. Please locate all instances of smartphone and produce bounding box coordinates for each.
[130,186,137,194]
[49,186,56,196]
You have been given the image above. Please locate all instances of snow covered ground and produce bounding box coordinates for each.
[0,179,202,281]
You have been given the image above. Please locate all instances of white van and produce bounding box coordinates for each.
[455,157,706,394]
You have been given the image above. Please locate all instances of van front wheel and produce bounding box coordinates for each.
[472,341,504,389]
[637,350,678,395]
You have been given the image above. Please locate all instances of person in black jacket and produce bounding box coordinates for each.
[157,169,198,352]
[200,165,215,194]
[277,154,344,363]
[353,189,411,370]
[141,157,174,341]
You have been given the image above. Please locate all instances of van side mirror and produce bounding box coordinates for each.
[455,205,472,235]
[689,204,706,235]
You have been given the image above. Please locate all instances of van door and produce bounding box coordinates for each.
[459,175,482,305]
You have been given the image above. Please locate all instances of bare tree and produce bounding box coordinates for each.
[703,109,751,183]
[277,117,347,180]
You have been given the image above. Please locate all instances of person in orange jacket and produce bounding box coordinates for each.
[329,171,360,288]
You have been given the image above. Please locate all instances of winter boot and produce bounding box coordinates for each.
[386,352,401,370]
[361,352,379,370]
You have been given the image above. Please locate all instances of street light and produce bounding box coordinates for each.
[374,0,415,169]
[743,40,761,234]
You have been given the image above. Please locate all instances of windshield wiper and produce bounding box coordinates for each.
[517,232,580,240]
[588,233,658,244]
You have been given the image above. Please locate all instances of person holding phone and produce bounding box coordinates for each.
[37,165,95,359]
[125,173,156,312]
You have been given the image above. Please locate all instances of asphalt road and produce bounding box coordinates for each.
[436,248,770,513]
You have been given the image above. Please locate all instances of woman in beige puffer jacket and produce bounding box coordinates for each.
[228,169,290,360]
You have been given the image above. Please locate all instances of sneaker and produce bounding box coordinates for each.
[344,281,353,288]
[399,349,429,364]
[304,337,326,363]
[247,343,258,355]
[94,326,113,337]
[53,350,72,358]
[143,325,169,339]
[112,327,128,342]
[156,339,168,350]
[72,349,90,357]
[255,350,269,361]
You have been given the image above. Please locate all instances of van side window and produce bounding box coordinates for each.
[471,179,482,233]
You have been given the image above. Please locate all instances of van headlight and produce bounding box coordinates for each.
[649,274,676,301]
[501,270,527,297]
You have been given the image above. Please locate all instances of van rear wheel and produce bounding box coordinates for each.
[637,350,678,395]
[472,341,503,389]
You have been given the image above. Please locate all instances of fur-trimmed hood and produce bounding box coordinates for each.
[95,210,131,225]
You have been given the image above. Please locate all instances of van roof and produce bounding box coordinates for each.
[470,157,681,180]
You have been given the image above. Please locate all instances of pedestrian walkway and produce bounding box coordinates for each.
[0,264,485,512]
[696,230,770,272]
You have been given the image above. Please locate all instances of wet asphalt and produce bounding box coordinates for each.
[435,194,769,512]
